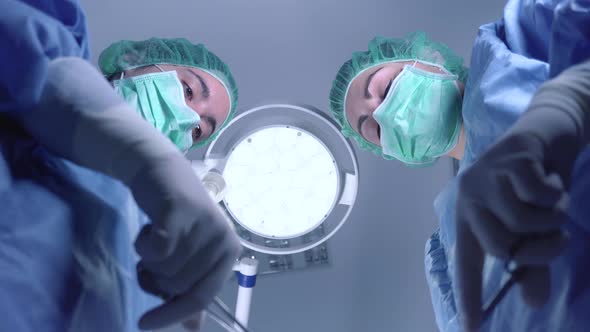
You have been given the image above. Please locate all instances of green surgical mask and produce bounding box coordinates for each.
[372,63,462,166]
[114,70,200,153]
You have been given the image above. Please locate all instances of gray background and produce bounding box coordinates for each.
[79,1,506,331]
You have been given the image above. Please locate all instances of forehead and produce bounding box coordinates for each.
[346,64,383,96]
[165,64,231,109]
[343,63,394,123]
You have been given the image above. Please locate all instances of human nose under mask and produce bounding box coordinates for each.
[372,63,462,167]
[113,67,201,153]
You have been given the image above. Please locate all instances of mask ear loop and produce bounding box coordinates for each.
[154,64,165,72]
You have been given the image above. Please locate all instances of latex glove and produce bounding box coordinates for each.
[130,151,241,330]
[18,57,241,331]
[455,60,590,331]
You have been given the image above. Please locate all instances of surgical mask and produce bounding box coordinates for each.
[372,63,462,166]
[114,69,200,153]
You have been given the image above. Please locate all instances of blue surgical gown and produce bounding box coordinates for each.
[0,1,159,331]
[425,0,590,331]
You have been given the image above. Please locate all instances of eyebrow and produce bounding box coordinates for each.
[204,115,217,135]
[365,67,383,99]
[186,69,210,98]
[357,115,368,138]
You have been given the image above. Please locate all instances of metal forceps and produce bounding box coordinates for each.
[206,297,252,332]
[481,239,528,323]
[481,264,527,320]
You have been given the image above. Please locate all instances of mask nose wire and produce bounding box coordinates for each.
[153,64,203,136]
[120,64,166,80]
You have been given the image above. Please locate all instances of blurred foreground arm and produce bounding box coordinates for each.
[18,57,241,331]
[455,59,590,331]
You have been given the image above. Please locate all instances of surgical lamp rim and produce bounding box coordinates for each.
[204,103,360,255]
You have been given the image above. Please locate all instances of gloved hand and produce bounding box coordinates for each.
[19,57,242,330]
[129,151,241,330]
[454,60,590,331]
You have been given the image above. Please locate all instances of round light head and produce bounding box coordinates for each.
[223,126,339,239]
[203,104,359,255]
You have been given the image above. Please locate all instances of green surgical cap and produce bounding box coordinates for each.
[98,37,238,148]
[329,31,468,159]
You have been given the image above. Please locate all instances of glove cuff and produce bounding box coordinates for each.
[20,56,181,185]
[72,104,181,184]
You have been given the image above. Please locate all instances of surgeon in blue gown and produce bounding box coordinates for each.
[328,0,590,331]
[454,59,590,332]
[0,1,242,331]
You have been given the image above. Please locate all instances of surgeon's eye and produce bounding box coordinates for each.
[192,125,202,141]
[382,80,393,98]
[183,82,194,101]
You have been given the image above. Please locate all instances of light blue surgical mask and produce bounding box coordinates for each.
[114,69,201,153]
[372,63,462,166]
